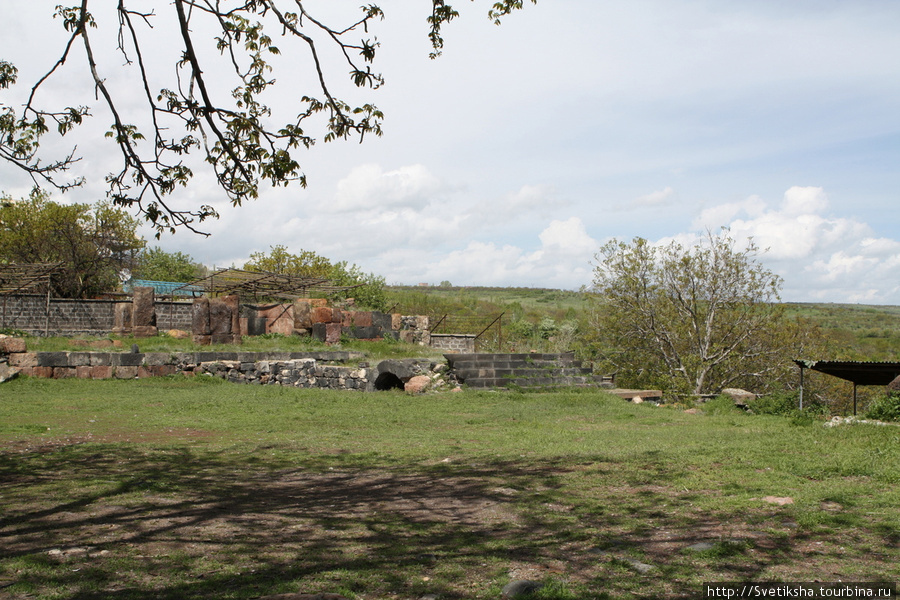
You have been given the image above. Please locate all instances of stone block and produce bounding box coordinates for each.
[33,366,53,378]
[132,286,157,328]
[92,365,113,379]
[114,366,138,379]
[143,353,170,366]
[310,307,334,324]
[133,325,159,338]
[114,353,144,367]
[38,352,69,367]
[89,353,112,366]
[211,333,241,345]
[9,352,37,368]
[112,302,133,335]
[209,298,232,334]
[323,323,339,345]
[192,297,211,335]
[345,325,381,340]
[67,352,92,367]
[372,311,392,331]
[0,337,27,354]
[52,367,74,379]
[192,335,212,346]
[75,365,93,379]
[391,314,402,330]
[223,295,241,338]
[351,311,373,327]
[293,300,312,331]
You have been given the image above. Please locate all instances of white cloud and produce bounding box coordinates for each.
[634,186,674,207]
[333,164,444,212]
[538,217,598,256]
[684,186,900,303]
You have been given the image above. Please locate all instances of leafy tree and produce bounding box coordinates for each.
[0,190,144,298]
[134,246,206,283]
[328,260,388,313]
[243,245,386,311]
[588,229,812,397]
[0,1,534,236]
[244,244,332,278]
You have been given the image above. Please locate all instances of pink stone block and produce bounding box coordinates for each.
[0,337,27,353]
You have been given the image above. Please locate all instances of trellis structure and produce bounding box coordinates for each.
[0,262,64,334]
[0,262,63,296]
[175,268,362,301]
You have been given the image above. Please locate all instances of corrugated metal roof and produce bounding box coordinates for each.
[793,359,900,386]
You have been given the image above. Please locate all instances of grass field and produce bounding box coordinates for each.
[1,377,898,599]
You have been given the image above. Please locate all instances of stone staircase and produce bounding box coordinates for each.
[444,352,613,390]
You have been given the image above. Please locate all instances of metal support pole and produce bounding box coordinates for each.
[853,383,857,416]
[798,364,804,411]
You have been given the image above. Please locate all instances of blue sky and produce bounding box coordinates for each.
[1,1,898,302]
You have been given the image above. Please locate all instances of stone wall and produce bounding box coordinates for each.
[2,338,611,393]
[430,334,476,353]
[1,342,450,392]
[0,294,194,337]
[444,352,612,390]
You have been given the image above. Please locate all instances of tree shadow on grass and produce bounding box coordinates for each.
[0,445,894,600]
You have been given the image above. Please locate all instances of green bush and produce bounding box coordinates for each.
[748,391,798,416]
[865,392,900,422]
[703,395,740,415]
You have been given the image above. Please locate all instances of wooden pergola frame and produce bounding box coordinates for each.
[0,262,63,296]
[0,262,64,334]
[175,268,362,301]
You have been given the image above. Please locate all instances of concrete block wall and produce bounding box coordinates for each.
[444,352,613,390]
[431,334,476,353]
[0,295,193,336]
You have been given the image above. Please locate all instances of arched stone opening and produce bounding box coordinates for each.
[374,371,404,391]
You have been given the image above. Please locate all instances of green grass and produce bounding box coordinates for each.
[1,377,898,599]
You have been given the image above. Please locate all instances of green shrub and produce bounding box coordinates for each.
[865,392,900,422]
[703,395,740,415]
[748,391,798,416]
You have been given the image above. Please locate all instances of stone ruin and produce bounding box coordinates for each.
[110,287,431,346]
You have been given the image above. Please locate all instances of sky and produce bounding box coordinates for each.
[1,1,899,302]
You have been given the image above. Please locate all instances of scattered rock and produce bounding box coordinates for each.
[166,329,191,339]
[684,542,716,552]
[721,388,756,408]
[684,408,701,414]
[762,496,794,506]
[624,558,656,574]
[632,396,643,404]
[825,416,899,428]
[502,580,543,599]
[405,374,432,394]
[0,362,19,384]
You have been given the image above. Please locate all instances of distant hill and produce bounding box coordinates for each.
[387,285,900,360]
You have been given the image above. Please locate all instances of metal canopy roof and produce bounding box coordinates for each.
[175,268,361,300]
[0,262,63,296]
[793,359,900,387]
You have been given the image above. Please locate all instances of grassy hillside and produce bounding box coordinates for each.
[389,286,900,360]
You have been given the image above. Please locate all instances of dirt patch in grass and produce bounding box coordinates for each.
[2,444,897,599]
